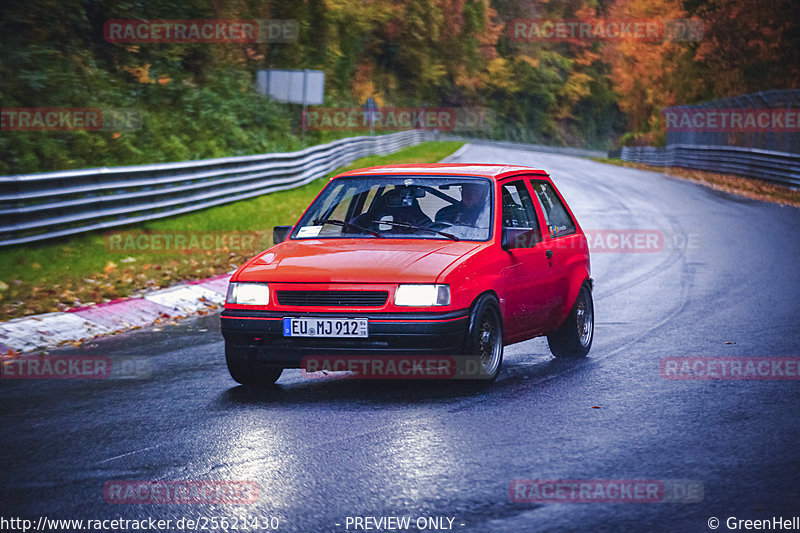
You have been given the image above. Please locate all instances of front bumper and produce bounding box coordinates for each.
[220,309,470,367]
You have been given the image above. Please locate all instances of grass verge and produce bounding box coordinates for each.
[0,141,463,321]
[593,158,800,208]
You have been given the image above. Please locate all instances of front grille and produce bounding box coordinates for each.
[276,290,388,307]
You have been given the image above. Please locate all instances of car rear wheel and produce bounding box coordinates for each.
[547,282,593,358]
[225,343,283,386]
[464,294,504,382]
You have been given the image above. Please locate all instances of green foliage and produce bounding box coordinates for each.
[4,0,785,172]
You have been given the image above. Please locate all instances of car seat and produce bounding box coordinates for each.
[371,187,432,229]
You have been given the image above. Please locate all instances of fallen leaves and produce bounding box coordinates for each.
[605,160,800,208]
[1,251,245,322]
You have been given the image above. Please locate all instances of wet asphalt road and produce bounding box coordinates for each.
[1,144,799,533]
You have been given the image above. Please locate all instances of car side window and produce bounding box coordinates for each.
[501,181,541,248]
[530,180,576,238]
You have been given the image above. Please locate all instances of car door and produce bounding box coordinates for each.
[496,179,561,341]
[529,178,584,326]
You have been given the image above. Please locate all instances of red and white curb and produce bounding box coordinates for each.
[0,273,231,354]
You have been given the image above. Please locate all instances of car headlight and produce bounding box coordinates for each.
[226,282,269,305]
[394,284,450,307]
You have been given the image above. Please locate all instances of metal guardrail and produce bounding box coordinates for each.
[439,135,606,159]
[0,130,435,247]
[664,90,800,153]
[620,145,800,187]
[2,129,682,249]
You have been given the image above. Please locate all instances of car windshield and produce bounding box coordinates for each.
[292,176,493,241]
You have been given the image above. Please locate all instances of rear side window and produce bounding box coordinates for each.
[530,180,576,238]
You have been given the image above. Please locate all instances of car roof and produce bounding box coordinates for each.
[336,163,549,180]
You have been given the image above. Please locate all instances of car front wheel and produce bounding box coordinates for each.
[225,343,283,386]
[464,293,504,382]
[547,282,593,358]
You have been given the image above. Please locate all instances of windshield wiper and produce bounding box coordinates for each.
[313,218,385,238]
[370,219,460,241]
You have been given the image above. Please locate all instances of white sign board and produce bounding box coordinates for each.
[257,69,325,105]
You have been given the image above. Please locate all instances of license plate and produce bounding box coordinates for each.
[283,317,368,338]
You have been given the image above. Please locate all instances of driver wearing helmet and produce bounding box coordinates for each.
[435,182,487,226]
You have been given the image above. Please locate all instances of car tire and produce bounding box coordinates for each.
[547,282,593,358]
[225,343,283,386]
[464,293,504,382]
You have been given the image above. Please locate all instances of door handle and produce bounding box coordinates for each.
[546,249,554,259]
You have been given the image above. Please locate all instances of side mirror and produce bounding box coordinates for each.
[273,225,293,245]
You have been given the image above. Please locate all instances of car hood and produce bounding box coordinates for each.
[234,239,482,284]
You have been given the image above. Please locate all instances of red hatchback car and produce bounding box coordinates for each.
[221,164,593,385]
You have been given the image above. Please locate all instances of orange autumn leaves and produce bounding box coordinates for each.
[601,0,798,144]
[600,0,690,144]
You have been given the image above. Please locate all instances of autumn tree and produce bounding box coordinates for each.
[687,0,800,97]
